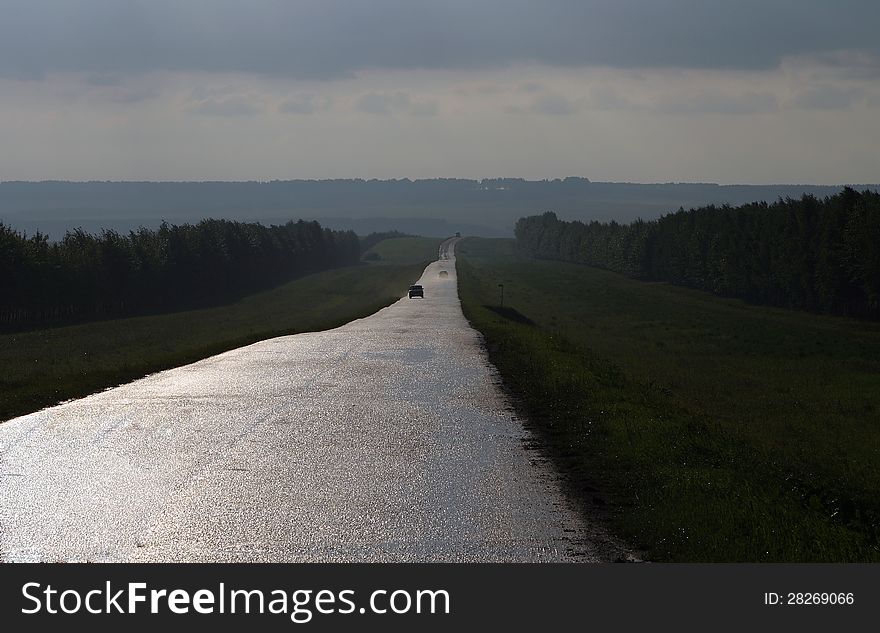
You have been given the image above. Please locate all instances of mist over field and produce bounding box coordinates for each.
[3,179,878,238]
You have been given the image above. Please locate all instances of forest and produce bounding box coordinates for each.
[0,218,360,330]
[515,188,880,319]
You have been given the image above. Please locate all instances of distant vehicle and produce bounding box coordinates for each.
[408,284,424,299]
[455,232,461,237]
[439,270,449,277]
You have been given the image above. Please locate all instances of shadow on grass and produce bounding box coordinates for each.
[484,305,536,325]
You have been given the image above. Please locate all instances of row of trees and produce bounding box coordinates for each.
[515,188,880,319]
[0,219,360,329]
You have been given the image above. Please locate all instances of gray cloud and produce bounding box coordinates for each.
[279,93,324,115]
[795,50,880,80]
[356,91,436,116]
[85,73,124,87]
[791,84,867,110]
[588,85,637,111]
[189,94,262,117]
[530,93,578,116]
[410,101,438,117]
[1,1,878,80]
[582,85,779,115]
[82,73,160,103]
[518,82,544,93]
[106,87,159,104]
[658,91,780,115]
[356,92,409,115]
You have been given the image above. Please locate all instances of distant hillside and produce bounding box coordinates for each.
[2,178,877,238]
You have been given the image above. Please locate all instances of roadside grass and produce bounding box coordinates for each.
[362,236,445,264]
[1,237,440,422]
[456,237,880,562]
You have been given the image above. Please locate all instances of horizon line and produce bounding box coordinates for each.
[2,178,879,188]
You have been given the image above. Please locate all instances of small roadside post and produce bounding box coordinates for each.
[498,283,504,309]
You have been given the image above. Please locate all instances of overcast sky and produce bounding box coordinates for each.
[1,0,878,183]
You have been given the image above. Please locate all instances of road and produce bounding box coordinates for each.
[0,238,628,562]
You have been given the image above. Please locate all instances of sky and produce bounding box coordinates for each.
[1,0,878,184]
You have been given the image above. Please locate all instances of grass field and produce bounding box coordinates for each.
[456,237,880,562]
[362,236,445,264]
[1,237,442,422]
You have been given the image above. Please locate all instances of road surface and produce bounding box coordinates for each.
[0,238,628,562]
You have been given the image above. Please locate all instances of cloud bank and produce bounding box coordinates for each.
[1,0,878,80]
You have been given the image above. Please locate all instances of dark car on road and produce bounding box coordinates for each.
[408,284,424,299]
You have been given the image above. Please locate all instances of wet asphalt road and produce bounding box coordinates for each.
[0,238,625,562]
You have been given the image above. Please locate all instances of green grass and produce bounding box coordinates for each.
[1,237,439,422]
[362,236,444,265]
[456,237,880,562]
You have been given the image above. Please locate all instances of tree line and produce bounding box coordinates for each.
[515,188,880,319]
[0,218,360,329]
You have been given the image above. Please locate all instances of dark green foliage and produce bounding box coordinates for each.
[515,188,880,318]
[0,219,360,329]
[457,238,880,561]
